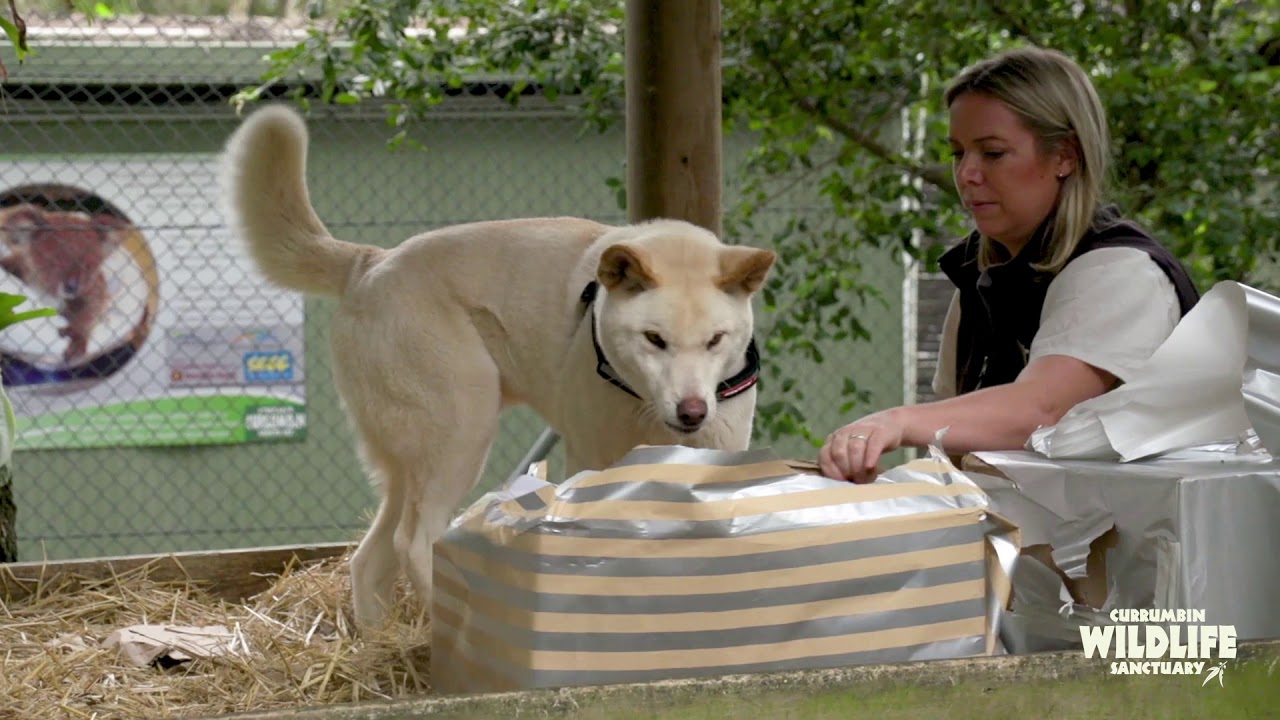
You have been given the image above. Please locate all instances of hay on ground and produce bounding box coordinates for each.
[0,550,433,719]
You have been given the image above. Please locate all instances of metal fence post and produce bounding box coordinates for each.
[505,427,561,485]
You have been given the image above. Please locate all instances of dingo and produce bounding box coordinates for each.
[220,105,776,629]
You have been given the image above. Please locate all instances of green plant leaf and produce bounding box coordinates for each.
[0,16,28,62]
[0,293,57,332]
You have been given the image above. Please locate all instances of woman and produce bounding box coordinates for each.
[819,45,1201,483]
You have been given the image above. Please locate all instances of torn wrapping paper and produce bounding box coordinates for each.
[431,444,1020,695]
[102,624,239,667]
[1028,281,1280,462]
[966,445,1280,651]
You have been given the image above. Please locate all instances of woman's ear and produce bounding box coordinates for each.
[1056,135,1081,179]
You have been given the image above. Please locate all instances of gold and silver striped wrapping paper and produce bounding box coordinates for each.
[431,444,1021,694]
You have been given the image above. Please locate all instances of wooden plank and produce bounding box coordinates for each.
[625,0,723,234]
[0,541,353,604]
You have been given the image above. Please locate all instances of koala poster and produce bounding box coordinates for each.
[0,202,135,364]
[0,159,307,450]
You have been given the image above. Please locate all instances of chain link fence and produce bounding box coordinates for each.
[0,11,930,563]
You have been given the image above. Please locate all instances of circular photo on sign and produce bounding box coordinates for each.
[0,184,160,392]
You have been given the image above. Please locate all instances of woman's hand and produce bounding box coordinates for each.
[818,408,907,483]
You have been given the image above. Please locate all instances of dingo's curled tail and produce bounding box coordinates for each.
[220,104,370,297]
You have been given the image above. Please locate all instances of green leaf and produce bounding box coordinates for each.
[0,293,56,332]
[0,17,28,62]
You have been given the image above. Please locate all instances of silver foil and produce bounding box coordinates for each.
[1242,282,1280,456]
[1028,281,1280,461]
[971,444,1280,648]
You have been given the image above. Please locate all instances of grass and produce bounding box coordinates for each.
[559,659,1280,720]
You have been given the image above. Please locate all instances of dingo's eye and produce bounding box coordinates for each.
[707,332,725,350]
[644,331,667,350]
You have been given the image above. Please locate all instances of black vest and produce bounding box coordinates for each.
[936,205,1201,396]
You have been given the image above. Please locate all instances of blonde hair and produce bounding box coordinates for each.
[945,46,1111,273]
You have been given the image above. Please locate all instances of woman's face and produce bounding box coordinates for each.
[948,91,1074,255]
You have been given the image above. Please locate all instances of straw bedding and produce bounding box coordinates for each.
[0,551,434,719]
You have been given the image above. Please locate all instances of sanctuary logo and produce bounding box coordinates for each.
[1080,609,1237,685]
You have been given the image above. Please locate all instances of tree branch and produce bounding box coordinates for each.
[744,152,845,215]
[1260,36,1280,66]
[761,54,957,197]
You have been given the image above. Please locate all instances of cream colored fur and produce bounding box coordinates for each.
[219,104,777,629]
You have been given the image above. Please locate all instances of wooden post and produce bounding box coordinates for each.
[625,0,724,237]
[0,467,14,562]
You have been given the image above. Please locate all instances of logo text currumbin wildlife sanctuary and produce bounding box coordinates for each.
[1080,609,1237,683]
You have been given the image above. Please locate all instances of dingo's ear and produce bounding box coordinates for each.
[598,243,658,293]
[717,246,776,295]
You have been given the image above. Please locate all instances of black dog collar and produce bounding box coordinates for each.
[579,281,760,401]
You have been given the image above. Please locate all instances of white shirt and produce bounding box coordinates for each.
[932,247,1182,399]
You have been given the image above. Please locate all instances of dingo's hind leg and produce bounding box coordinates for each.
[340,329,503,629]
[394,371,501,616]
[346,377,500,629]
[348,448,406,629]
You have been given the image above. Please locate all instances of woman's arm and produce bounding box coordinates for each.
[819,247,1184,483]
[818,354,1116,483]
[900,354,1116,450]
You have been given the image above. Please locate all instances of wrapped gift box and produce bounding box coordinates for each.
[964,442,1280,653]
[431,444,1020,694]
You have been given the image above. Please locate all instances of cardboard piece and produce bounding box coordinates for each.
[961,454,1116,610]
[431,444,1020,695]
[102,624,240,667]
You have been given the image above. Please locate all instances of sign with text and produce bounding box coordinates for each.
[1081,608,1238,686]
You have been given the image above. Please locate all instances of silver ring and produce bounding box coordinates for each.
[848,433,868,441]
